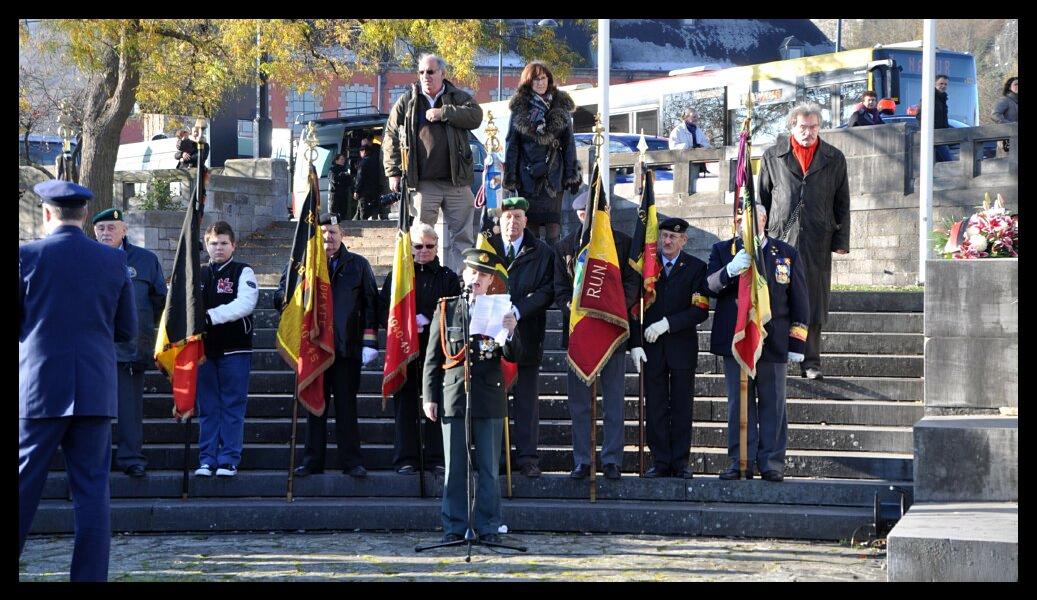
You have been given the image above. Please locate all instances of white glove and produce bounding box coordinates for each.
[511,304,521,320]
[644,318,670,344]
[416,313,430,333]
[788,352,805,363]
[726,249,751,277]
[630,347,647,373]
[361,347,379,366]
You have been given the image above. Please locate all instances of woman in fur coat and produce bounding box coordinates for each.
[504,61,580,245]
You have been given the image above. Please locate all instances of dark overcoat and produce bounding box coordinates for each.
[628,251,710,370]
[758,136,850,325]
[488,231,554,365]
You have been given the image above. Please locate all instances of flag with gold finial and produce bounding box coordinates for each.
[382,179,420,403]
[276,164,336,416]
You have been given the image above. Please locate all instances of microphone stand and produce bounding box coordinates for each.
[415,286,527,561]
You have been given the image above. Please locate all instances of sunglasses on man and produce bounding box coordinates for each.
[417,69,438,75]
[413,243,437,250]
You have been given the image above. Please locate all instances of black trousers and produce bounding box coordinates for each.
[803,323,824,371]
[508,363,541,467]
[392,356,444,468]
[644,360,694,473]
[302,356,363,470]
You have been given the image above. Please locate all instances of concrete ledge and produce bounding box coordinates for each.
[913,416,1017,502]
[887,502,1018,581]
[924,337,1018,409]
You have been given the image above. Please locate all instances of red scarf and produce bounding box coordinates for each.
[790,135,819,175]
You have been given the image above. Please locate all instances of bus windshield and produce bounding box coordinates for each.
[879,49,979,125]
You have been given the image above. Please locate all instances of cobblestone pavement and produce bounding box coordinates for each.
[20,532,887,582]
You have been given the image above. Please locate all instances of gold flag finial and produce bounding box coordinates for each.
[303,121,318,165]
[485,111,501,154]
[592,113,604,150]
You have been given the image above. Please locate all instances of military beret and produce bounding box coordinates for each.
[659,217,690,233]
[318,212,341,226]
[33,180,93,207]
[571,190,589,211]
[91,208,124,225]
[500,197,529,212]
[462,247,508,282]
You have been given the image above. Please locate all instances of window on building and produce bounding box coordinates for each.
[339,84,374,113]
[286,90,322,134]
[237,120,254,157]
[389,86,410,106]
[490,87,516,102]
[635,110,659,137]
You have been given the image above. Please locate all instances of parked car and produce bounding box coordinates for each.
[573,133,674,182]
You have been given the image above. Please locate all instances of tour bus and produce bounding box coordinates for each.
[474,41,979,150]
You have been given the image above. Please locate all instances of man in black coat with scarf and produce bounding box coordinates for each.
[758,103,850,381]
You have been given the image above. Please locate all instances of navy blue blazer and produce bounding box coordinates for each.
[705,236,809,363]
[20,225,138,418]
[630,250,710,370]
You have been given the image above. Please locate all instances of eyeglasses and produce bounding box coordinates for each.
[417,69,438,75]
[413,243,436,250]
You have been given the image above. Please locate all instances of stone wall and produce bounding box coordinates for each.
[121,159,290,274]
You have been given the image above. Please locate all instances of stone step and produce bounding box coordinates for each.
[249,329,923,356]
[124,419,913,453]
[39,469,911,507]
[143,371,924,402]
[48,445,912,480]
[240,347,922,377]
[29,496,878,541]
[142,394,924,427]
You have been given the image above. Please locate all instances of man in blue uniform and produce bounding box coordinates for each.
[629,218,711,479]
[20,181,138,581]
[705,202,809,482]
[92,208,167,478]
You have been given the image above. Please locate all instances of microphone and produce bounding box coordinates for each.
[462,283,474,301]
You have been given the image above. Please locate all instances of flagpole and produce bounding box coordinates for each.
[181,416,191,500]
[287,121,320,503]
[638,297,646,477]
[589,380,597,502]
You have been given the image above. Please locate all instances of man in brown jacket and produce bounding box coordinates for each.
[758,102,850,381]
[383,53,483,273]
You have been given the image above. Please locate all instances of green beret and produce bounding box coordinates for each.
[91,208,124,225]
[500,197,529,212]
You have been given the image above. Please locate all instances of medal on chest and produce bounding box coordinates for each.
[774,257,791,285]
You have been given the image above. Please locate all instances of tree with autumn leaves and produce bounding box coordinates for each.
[19,19,584,221]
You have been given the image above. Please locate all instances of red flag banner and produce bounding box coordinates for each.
[629,169,660,316]
[276,165,336,415]
[567,162,630,384]
[154,177,206,418]
[382,185,420,402]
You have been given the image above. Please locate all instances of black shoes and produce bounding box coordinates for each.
[602,463,622,480]
[293,465,322,477]
[440,533,464,543]
[643,466,667,478]
[719,466,754,480]
[345,465,368,478]
[676,466,695,479]
[761,470,784,482]
[520,463,541,478]
[570,464,590,479]
[480,533,502,543]
[124,465,146,478]
[396,465,417,475]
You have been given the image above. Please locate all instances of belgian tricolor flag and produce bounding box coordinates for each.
[276,165,336,416]
[382,186,419,402]
[629,168,660,316]
[567,162,630,384]
[154,176,206,418]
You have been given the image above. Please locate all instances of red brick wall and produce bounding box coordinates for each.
[119,117,144,144]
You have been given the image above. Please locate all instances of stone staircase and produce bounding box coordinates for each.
[31,223,924,541]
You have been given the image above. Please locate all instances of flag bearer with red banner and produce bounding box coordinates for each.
[379,221,461,477]
[628,214,710,480]
[705,121,809,482]
[555,183,639,482]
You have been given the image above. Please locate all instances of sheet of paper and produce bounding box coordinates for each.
[469,293,512,343]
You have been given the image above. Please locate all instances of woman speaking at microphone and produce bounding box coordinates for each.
[422,248,520,544]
